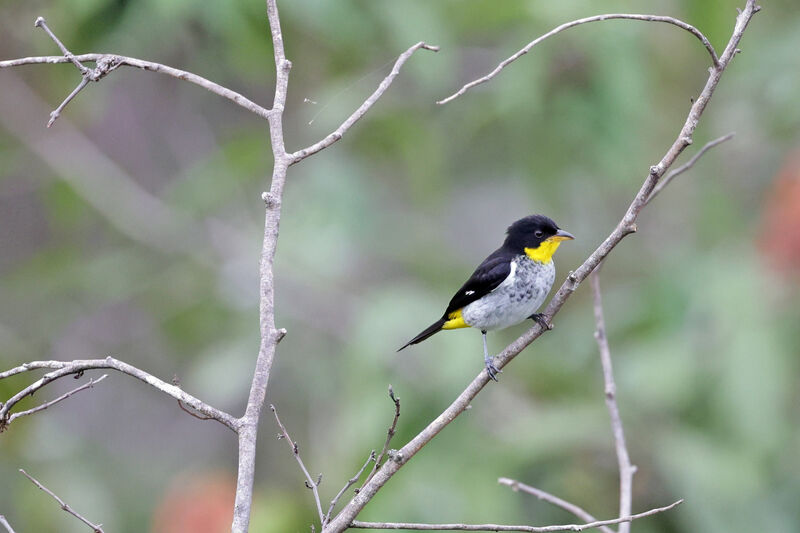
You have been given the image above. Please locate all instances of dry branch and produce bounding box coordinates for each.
[0,359,237,432]
[438,13,719,105]
[0,515,16,533]
[289,43,438,164]
[646,132,735,204]
[362,386,401,488]
[20,469,105,533]
[498,478,613,533]
[324,2,759,530]
[270,405,325,526]
[327,452,376,525]
[349,500,682,532]
[4,374,108,428]
[1,19,271,122]
[589,272,635,533]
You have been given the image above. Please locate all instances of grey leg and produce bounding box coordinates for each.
[482,330,501,381]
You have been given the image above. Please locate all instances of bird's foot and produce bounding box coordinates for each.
[484,355,501,382]
[529,313,552,331]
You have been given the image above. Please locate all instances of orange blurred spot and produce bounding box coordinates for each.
[759,148,800,276]
[152,472,235,533]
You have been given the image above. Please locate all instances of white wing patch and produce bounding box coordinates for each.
[493,260,517,292]
[465,290,475,295]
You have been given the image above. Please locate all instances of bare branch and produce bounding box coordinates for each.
[5,374,108,427]
[231,0,293,527]
[289,42,438,164]
[349,500,683,532]
[0,515,16,533]
[326,451,376,525]
[589,272,636,533]
[20,469,105,533]
[1,51,271,121]
[270,405,325,526]
[325,3,759,530]
[438,13,718,105]
[498,478,613,533]
[0,359,238,432]
[646,132,736,204]
[232,1,434,529]
[362,385,401,488]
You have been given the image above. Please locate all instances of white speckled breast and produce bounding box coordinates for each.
[461,256,555,331]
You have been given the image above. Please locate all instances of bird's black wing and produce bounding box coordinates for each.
[443,248,513,316]
[397,248,514,351]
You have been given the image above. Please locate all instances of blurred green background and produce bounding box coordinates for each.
[1,0,799,532]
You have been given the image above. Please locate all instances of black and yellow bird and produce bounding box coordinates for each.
[399,215,574,380]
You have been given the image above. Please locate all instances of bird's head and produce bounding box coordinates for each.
[504,215,574,263]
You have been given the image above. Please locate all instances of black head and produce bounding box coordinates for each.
[503,215,574,251]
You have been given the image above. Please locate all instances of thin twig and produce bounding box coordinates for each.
[172,375,214,421]
[289,42,438,164]
[326,451,376,525]
[270,404,325,526]
[362,386,401,488]
[20,469,105,533]
[0,515,16,533]
[349,500,683,531]
[5,374,108,426]
[325,3,759,530]
[498,478,614,533]
[46,77,89,127]
[438,13,719,105]
[589,272,635,533]
[34,17,91,75]
[0,359,238,432]
[646,132,736,204]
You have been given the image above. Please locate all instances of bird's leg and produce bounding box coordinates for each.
[482,330,501,381]
[528,313,552,331]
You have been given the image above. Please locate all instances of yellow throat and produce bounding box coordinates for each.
[524,239,563,263]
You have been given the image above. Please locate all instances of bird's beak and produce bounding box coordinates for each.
[546,229,575,242]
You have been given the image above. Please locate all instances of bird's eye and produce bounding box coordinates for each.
[534,230,543,238]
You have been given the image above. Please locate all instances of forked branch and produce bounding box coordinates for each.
[646,132,735,204]
[2,374,108,429]
[0,359,238,432]
[349,499,683,532]
[0,19,271,122]
[498,478,614,533]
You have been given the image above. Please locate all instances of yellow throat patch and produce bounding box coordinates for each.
[442,308,469,330]
[524,239,562,263]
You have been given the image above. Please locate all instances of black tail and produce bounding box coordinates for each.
[397,318,447,352]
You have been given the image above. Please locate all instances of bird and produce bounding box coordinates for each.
[398,214,574,381]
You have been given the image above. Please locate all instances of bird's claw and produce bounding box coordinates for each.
[484,356,501,382]
[529,313,551,330]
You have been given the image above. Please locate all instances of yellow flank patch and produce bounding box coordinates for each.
[442,308,469,329]
[525,240,561,263]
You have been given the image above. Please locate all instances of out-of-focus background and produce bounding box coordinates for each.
[1,0,799,532]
